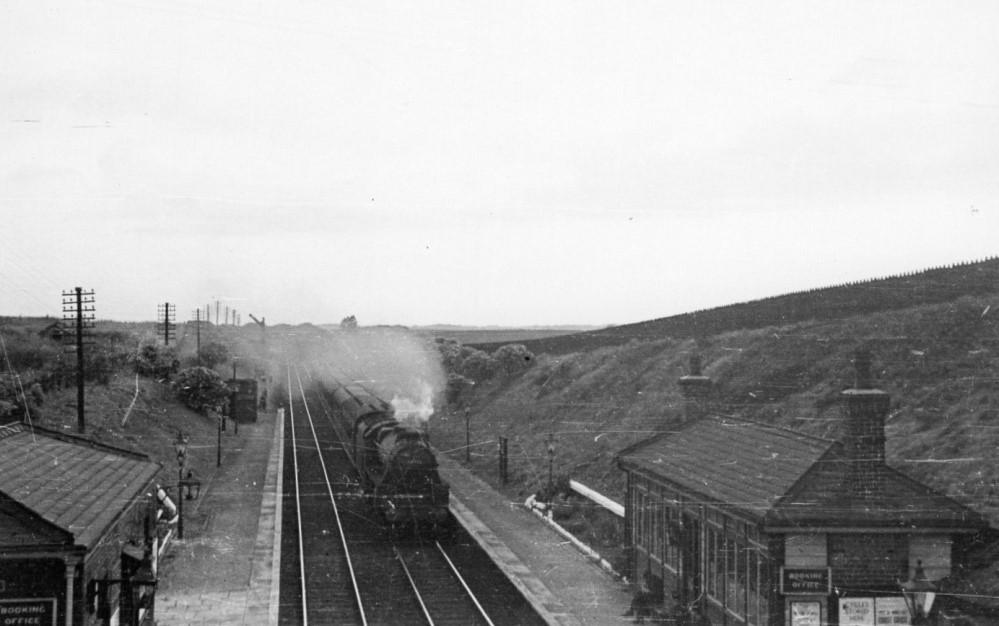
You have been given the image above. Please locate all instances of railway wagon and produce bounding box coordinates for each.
[228,378,258,423]
[328,382,450,533]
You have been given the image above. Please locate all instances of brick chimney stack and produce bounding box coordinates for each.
[841,349,890,495]
[678,354,712,425]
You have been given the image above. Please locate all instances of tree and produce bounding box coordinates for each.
[436,338,463,373]
[135,344,178,379]
[173,367,230,414]
[461,349,498,382]
[492,344,535,378]
[445,373,474,405]
[340,315,358,330]
[199,342,230,369]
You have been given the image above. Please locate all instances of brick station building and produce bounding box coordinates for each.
[617,352,989,625]
[0,423,162,626]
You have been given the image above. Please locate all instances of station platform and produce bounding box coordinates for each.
[154,411,634,625]
[437,456,634,626]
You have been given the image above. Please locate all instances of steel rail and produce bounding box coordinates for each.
[436,541,495,626]
[394,547,436,625]
[286,365,309,626]
[294,367,368,625]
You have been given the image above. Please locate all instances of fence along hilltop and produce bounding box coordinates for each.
[470,256,999,355]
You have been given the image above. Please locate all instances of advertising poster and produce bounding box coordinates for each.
[790,601,821,626]
[875,597,911,625]
[839,597,875,626]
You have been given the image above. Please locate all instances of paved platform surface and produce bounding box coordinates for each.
[437,456,634,626]
[154,411,633,625]
[155,413,282,625]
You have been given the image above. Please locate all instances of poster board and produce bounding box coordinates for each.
[874,597,910,625]
[839,597,875,626]
[790,601,822,626]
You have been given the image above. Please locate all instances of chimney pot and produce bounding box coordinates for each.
[678,354,711,425]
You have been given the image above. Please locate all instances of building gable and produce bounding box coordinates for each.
[768,449,987,530]
[0,424,161,549]
[0,490,74,548]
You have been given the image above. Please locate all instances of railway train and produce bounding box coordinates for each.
[326,381,451,534]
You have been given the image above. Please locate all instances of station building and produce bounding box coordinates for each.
[617,352,989,625]
[0,423,162,626]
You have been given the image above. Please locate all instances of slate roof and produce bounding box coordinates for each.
[769,450,987,529]
[618,416,987,530]
[617,416,834,519]
[0,491,74,548]
[0,423,161,550]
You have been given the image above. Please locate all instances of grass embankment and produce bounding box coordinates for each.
[428,294,999,571]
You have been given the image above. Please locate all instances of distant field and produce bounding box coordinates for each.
[314,324,600,345]
[415,327,595,345]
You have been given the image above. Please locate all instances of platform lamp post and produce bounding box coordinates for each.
[174,431,187,540]
[900,560,937,625]
[464,408,471,462]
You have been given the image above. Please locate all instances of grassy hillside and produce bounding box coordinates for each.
[415,327,596,345]
[471,256,999,355]
[429,293,999,529]
[0,316,282,491]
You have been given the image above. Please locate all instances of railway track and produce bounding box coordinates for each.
[280,365,526,625]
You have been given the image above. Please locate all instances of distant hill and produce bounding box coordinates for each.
[413,325,603,345]
[469,256,999,355]
[316,323,605,346]
[428,255,999,603]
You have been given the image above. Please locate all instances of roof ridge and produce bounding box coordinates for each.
[4,423,153,461]
[708,413,836,446]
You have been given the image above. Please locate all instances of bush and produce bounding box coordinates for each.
[492,343,535,378]
[198,342,230,369]
[445,373,474,405]
[173,367,230,414]
[462,349,498,382]
[135,344,178,379]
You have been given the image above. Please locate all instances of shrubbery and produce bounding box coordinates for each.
[173,367,230,414]
[198,342,230,369]
[135,344,178,379]
[435,338,535,405]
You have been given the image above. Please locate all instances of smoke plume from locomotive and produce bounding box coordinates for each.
[390,379,435,425]
[320,326,446,414]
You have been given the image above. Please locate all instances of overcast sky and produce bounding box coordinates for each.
[2,1,998,327]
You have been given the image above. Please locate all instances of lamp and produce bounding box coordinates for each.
[181,471,201,500]
[900,560,937,624]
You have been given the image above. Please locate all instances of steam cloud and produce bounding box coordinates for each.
[286,325,446,418]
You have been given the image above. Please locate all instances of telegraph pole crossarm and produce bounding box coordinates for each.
[62,287,95,433]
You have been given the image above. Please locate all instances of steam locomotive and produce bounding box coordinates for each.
[327,381,451,534]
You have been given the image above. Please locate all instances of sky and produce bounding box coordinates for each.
[2,1,998,327]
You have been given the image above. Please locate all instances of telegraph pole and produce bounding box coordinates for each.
[62,287,94,433]
[157,302,176,345]
[191,309,202,365]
